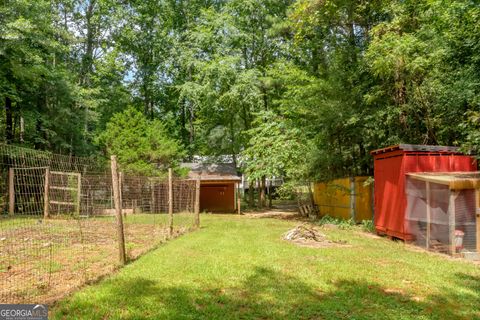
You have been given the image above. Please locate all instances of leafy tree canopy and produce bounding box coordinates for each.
[1,0,480,182]
[98,107,185,176]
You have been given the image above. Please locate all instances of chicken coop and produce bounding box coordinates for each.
[371,144,477,240]
[406,172,480,257]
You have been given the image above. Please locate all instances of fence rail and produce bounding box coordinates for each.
[0,144,200,303]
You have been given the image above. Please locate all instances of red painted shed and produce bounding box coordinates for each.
[371,144,477,240]
[182,163,241,213]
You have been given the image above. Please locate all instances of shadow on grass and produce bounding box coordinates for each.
[52,267,480,319]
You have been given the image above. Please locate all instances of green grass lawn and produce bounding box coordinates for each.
[51,215,480,320]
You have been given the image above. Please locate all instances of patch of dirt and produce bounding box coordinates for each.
[355,230,382,239]
[243,205,306,221]
[283,224,351,249]
[0,218,189,304]
[383,288,405,295]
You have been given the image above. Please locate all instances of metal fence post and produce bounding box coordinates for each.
[76,172,81,216]
[44,167,50,218]
[168,168,173,237]
[8,167,14,216]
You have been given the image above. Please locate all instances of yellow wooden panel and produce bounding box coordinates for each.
[314,178,351,220]
[354,176,374,221]
[313,176,373,222]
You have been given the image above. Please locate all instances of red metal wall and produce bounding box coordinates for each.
[373,151,476,240]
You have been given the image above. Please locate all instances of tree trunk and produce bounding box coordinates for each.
[257,179,262,209]
[248,180,254,208]
[5,96,13,143]
[80,0,97,148]
[35,118,43,149]
[188,66,195,149]
[19,116,24,143]
[189,101,194,145]
[308,181,315,207]
[179,99,189,154]
[143,87,150,117]
[260,176,266,208]
[268,178,272,208]
[80,0,96,86]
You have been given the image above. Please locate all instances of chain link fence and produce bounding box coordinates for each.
[0,144,199,303]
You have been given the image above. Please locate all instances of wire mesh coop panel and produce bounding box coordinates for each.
[406,173,480,256]
[0,144,196,303]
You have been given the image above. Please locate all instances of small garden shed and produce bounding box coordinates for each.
[183,163,241,213]
[371,144,477,241]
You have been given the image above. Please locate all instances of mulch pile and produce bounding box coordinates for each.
[283,224,349,248]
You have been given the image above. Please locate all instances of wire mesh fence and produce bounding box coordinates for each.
[406,174,479,257]
[0,144,198,303]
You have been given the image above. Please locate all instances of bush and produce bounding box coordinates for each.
[317,215,356,230]
[317,215,375,233]
[360,219,375,233]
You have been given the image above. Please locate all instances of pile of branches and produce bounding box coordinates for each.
[283,224,326,242]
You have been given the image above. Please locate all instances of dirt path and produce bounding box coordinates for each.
[242,203,303,220]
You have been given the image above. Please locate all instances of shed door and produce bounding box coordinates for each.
[374,155,404,237]
[200,184,234,213]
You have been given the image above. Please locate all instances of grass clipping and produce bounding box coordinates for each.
[283,224,348,248]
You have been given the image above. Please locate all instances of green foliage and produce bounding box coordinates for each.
[365,0,480,149]
[361,219,375,233]
[317,214,374,233]
[242,110,311,183]
[317,215,356,230]
[2,0,480,182]
[98,107,185,176]
[276,183,298,200]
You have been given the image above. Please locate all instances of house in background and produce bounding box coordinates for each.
[182,163,241,213]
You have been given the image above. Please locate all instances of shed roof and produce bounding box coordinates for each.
[181,162,241,181]
[407,172,480,190]
[371,144,462,155]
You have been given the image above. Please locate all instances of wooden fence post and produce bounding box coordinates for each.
[168,168,173,237]
[195,178,200,227]
[350,177,356,221]
[111,155,126,265]
[44,167,50,218]
[448,190,457,255]
[119,172,124,217]
[8,168,14,216]
[426,181,431,249]
[237,182,241,215]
